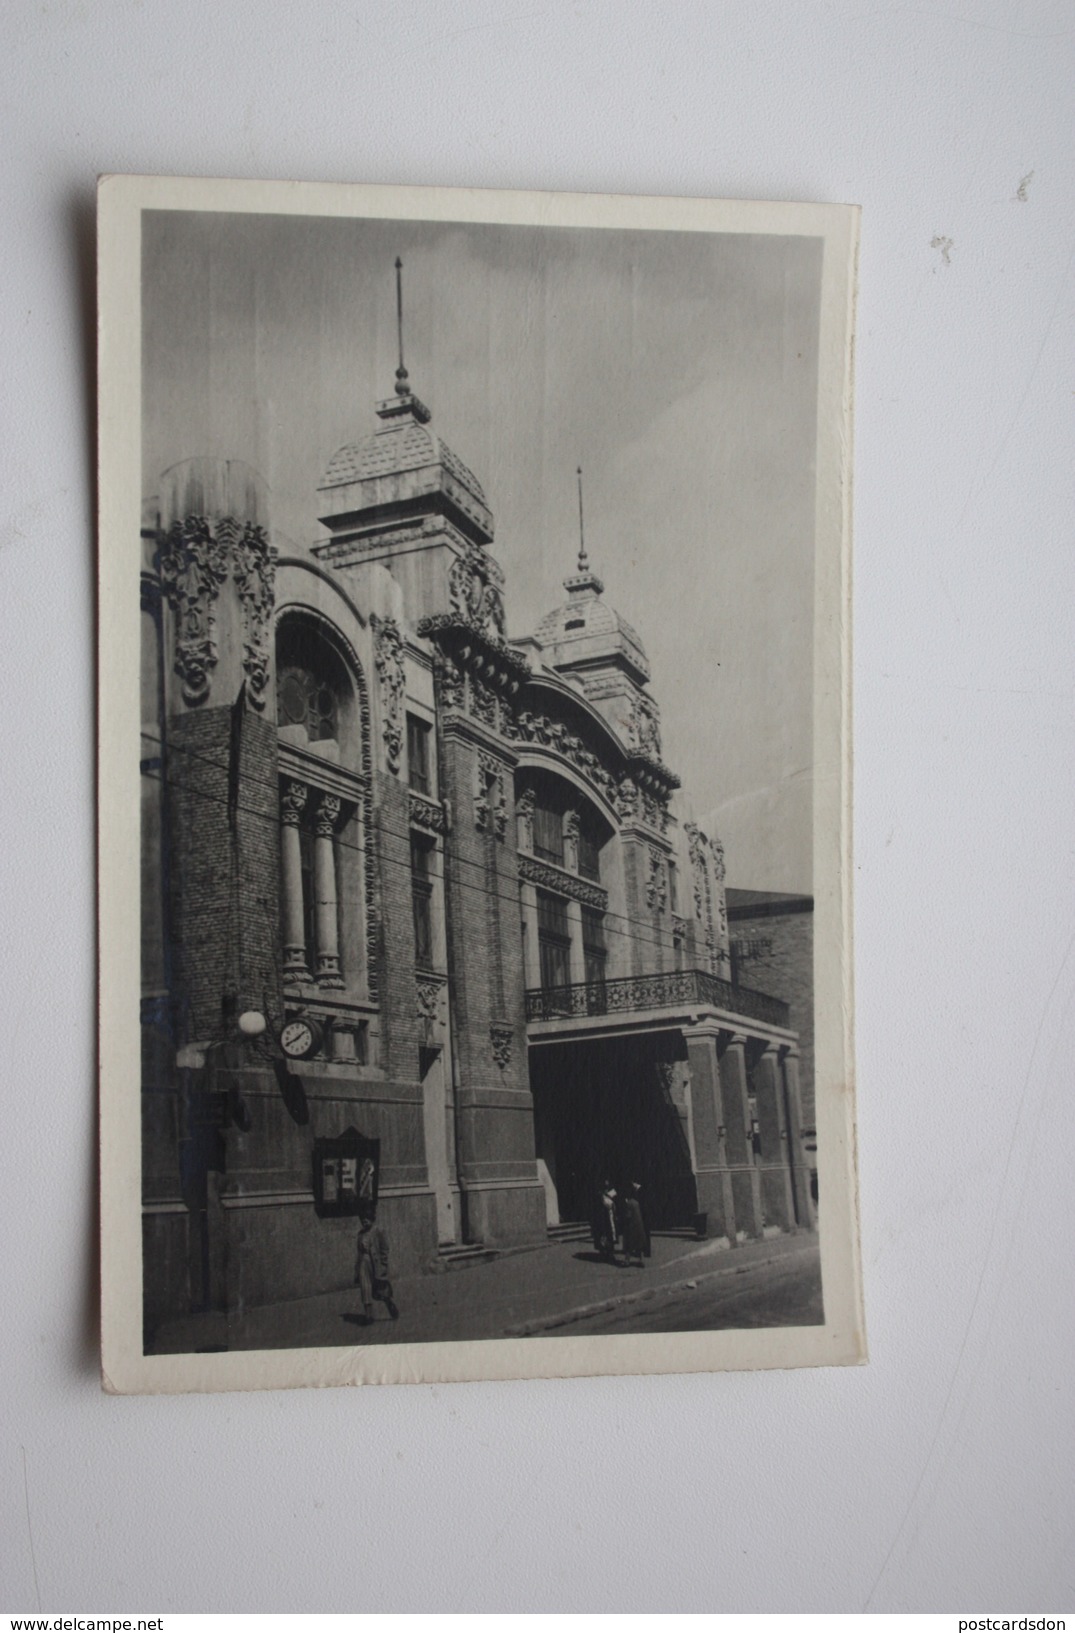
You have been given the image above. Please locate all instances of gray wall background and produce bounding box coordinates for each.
[1,0,1072,1613]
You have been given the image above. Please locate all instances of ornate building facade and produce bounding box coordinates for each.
[139,357,815,1331]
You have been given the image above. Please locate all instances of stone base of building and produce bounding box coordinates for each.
[460,1179,548,1248]
[141,1186,440,1337]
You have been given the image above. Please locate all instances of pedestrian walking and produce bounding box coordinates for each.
[354,1207,400,1323]
[621,1179,651,1268]
[593,1178,620,1264]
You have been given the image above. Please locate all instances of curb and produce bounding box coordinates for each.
[503,1242,819,1338]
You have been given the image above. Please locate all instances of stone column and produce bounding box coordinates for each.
[566,898,586,986]
[718,1032,763,1238]
[754,1044,795,1231]
[519,880,539,989]
[280,780,311,982]
[781,1046,815,1229]
[313,793,344,988]
[685,1026,735,1241]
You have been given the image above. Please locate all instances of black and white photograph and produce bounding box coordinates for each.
[99,177,860,1391]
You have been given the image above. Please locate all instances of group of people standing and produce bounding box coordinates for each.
[593,1178,651,1268]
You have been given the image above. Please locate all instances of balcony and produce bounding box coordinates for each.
[524,967,790,1031]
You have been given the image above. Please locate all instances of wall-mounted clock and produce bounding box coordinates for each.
[277,1016,323,1060]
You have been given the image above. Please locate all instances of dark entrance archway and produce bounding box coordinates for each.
[529,1032,698,1230]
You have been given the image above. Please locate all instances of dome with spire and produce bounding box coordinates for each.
[530,469,650,684]
[531,580,651,685]
[316,257,493,545]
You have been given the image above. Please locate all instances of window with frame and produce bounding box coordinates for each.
[581,904,607,988]
[411,835,435,970]
[536,888,571,991]
[407,713,432,796]
[533,801,564,865]
[577,823,601,881]
[277,665,339,743]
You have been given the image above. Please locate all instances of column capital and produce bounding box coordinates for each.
[720,1029,750,1050]
[280,780,309,826]
[314,791,343,837]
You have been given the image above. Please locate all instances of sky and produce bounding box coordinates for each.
[143,209,821,892]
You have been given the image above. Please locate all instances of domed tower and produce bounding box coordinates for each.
[312,259,505,636]
[530,471,663,765]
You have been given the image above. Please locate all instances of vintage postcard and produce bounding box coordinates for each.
[98,175,862,1392]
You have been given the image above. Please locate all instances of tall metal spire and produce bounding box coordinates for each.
[394,256,409,396]
[564,463,603,598]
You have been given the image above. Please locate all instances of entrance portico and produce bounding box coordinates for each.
[525,968,813,1241]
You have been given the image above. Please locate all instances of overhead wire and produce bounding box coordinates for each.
[140,728,722,966]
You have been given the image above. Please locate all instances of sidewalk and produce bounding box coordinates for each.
[150,1228,819,1354]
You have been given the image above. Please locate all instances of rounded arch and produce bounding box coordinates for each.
[272,586,378,1000]
[512,751,620,834]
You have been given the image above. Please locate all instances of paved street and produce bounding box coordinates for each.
[547,1249,823,1335]
[150,1230,822,1354]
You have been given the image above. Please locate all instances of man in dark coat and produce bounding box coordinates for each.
[354,1208,399,1322]
[621,1179,651,1268]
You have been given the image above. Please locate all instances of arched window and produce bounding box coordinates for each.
[275,614,369,1044]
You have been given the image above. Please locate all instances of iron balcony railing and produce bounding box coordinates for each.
[524,967,790,1028]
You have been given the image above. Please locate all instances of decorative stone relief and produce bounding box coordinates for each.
[562,809,580,872]
[228,518,277,711]
[489,1023,514,1070]
[685,821,716,967]
[280,780,309,827]
[416,974,445,1022]
[475,750,508,840]
[627,691,663,758]
[372,616,406,774]
[314,792,342,837]
[672,913,688,941]
[614,777,639,822]
[448,542,507,639]
[433,651,465,714]
[515,784,535,852]
[157,514,231,706]
[518,853,607,910]
[646,846,668,913]
[469,669,499,729]
[409,793,448,835]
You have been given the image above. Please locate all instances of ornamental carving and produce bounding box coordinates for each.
[157,514,231,706]
[711,835,726,884]
[517,853,608,910]
[614,777,638,822]
[227,518,277,711]
[409,793,448,836]
[448,542,507,640]
[433,651,465,714]
[475,750,508,840]
[515,784,535,852]
[672,914,688,941]
[416,975,445,1021]
[627,692,662,759]
[490,1023,514,1070]
[641,790,667,833]
[469,669,499,729]
[685,821,716,950]
[314,793,342,838]
[372,616,406,775]
[563,809,580,872]
[646,846,668,913]
[512,709,626,816]
[280,780,308,826]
